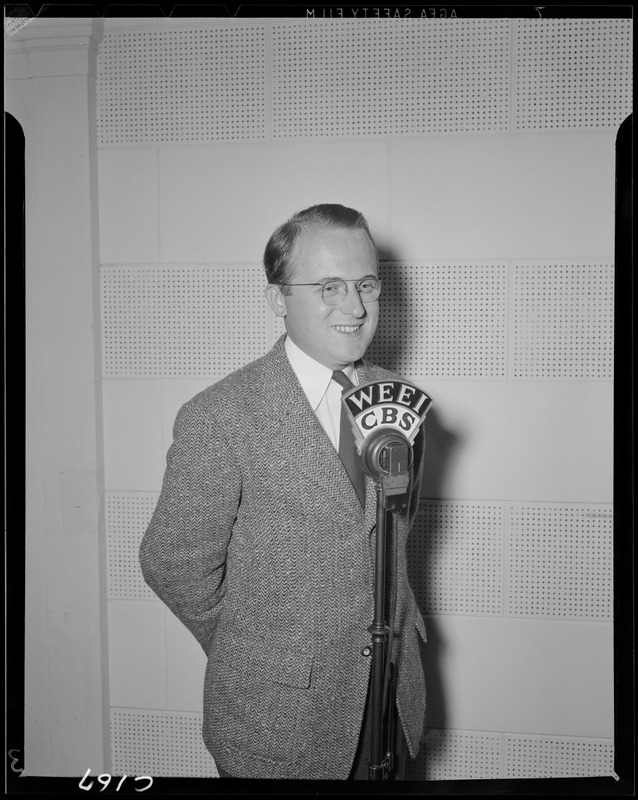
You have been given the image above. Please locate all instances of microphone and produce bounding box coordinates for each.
[340,379,432,505]
[341,379,433,780]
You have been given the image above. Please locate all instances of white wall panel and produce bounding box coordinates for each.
[102,379,165,491]
[512,261,613,379]
[111,708,216,778]
[46,608,107,774]
[98,148,160,264]
[418,380,613,503]
[272,20,510,138]
[362,259,614,382]
[409,502,504,616]
[409,500,612,620]
[101,265,272,377]
[158,142,390,264]
[368,261,508,378]
[423,616,613,737]
[515,19,632,132]
[108,602,167,709]
[505,734,614,778]
[411,730,614,780]
[507,504,613,620]
[165,612,208,713]
[97,24,267,145]
[416,729,502,780]
[106,492,159,600]
[388,134,616,261]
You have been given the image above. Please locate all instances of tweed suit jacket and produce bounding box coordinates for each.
[139,334,427,780]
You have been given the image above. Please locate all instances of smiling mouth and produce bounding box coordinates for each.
[333,324,363,334]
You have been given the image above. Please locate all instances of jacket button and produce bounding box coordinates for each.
[361,646,372,657]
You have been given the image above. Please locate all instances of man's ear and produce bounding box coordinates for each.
[265,284,287,318]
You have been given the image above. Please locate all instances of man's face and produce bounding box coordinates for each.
[269,226,379,370]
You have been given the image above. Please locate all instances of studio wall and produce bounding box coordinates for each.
[7,12,631,781]
[96,16,628,779]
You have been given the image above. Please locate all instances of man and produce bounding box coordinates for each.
[139,204,427,780]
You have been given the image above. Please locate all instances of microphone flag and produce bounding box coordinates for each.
[340,379,433,455]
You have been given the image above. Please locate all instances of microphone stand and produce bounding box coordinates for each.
[362,432,412,781]
[339,377,431,779]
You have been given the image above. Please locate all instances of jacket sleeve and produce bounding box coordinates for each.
[139,394,241,652]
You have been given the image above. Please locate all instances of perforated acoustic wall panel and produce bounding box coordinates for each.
[101,265,270,378]
[409,500,612,620]
[272,20,510,138]
[96,20,631,145]
[515,20,632,132]
[507,504,613,620]
[512,262,614,380]
[408,730,614,780]
[111,709,216,777]
[410,729,501,780]
[97,26,267,145]
[367,262,508,379]
[409,502,504,616]
[505,734,614,778]
[106,493,159,600]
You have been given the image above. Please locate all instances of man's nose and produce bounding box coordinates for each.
[340,285,366,317]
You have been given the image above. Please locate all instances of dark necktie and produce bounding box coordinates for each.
[332,370,366,507]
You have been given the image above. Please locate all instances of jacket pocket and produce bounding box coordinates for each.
[261,645,313,689]
[205,637,315,767]
[210,630,314,690]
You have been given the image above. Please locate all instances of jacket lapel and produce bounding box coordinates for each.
[257,337,364,519]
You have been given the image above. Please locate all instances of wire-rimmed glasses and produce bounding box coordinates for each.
[281,277,382,306]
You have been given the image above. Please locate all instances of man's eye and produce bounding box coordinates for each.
[359,281,375,292]
[322,282,341,294]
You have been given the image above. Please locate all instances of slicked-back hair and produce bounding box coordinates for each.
[263,204,376,293]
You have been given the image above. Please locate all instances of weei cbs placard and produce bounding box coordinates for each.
[342,380,433,454]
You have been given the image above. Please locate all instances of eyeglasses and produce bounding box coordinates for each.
[281,277,382,306]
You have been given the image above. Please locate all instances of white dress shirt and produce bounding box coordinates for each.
[285,335,358,451]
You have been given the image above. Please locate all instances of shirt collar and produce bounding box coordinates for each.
[285,335,357,411]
